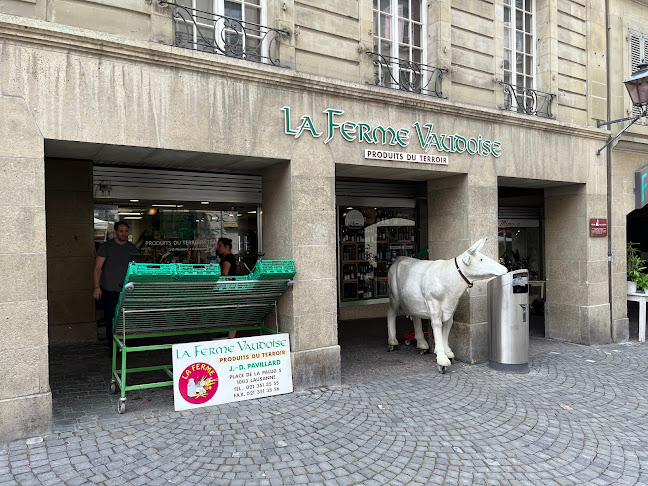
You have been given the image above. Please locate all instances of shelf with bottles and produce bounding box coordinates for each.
[341,240,368,262]
[338,207,417,301]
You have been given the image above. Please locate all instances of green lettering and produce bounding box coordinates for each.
[340,122,357,142]
[372,126,388,144]
[395,129,410,147]
[295,116,322,139]
[281,106,298,135]
[358,123,374,143]
[323,108,345,144]
[491,141,502,157]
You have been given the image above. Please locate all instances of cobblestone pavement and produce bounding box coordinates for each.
[2,318,648,485]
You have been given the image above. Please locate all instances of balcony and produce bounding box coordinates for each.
[159,1,290,67]
[369,52,446,98]
[500,82,555,119]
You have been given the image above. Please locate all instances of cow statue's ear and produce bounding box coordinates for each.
[467,237,487,254]
[462,254,471,266]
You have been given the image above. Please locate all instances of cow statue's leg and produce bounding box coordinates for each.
[442,317,454,361]
[386,300,399,350]
[412,316,429,353]
[430,316,451,368]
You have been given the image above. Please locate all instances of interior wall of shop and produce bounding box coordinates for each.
[0,11,610,439]
[45,159,96,344]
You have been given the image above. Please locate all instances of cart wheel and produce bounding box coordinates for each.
[404,339,412,346]
[109,381,117,394]
[437,365,446,374]
[117,400,126,414]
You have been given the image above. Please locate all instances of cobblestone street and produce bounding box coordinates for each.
[1,317,647,485]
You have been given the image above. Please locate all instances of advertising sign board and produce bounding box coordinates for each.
[172,334,293,411]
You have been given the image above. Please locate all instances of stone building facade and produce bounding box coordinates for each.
[0,0,643,440]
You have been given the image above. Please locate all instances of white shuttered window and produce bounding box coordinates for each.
[629,30,648,115]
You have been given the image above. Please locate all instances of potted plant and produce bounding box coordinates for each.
[627,242,645,293]
[637,273,648,294]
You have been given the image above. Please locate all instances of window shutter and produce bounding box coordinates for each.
[630,30,646,115]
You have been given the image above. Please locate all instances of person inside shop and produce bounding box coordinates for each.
[93,221,138,346]
[217,237,238,339]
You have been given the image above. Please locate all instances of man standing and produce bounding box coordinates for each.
[93,221,138,343]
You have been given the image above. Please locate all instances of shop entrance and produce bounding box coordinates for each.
[498,186,546,337]
[43,142,286,428]
[626,206,648,340]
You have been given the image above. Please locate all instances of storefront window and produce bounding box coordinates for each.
[94,203,259,274]
[498,222,542,280]
[339,206,418,302]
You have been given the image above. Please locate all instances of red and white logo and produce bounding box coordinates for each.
[178,362,219,405]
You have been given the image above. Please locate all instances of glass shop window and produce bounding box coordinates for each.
[339,206,418,302]
[94,203,259,275]
[498,224,542,280]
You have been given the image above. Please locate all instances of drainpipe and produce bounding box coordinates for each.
[605,0,614,342]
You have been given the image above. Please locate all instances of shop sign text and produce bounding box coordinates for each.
[364,149,448,164]
[282,106,502,157]
[172,334,293,411]
[635,165,648,209]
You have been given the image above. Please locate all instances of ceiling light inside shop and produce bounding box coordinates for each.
[123,216,143,220]
[248,210,257,214]
[118,212,143,216]
[201,201,209,205]
[148,209,158,215]
[347,207,353,209]
[130,199,139,202]
[152,204,177,207]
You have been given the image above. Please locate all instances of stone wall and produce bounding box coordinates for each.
[0,1,611,127]
[45,159,96,344]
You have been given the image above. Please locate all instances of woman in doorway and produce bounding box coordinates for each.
[217,237,238,339]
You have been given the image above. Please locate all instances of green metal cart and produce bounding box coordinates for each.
[108,260,296,413]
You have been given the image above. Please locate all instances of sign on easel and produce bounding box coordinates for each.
[172,334,293,411]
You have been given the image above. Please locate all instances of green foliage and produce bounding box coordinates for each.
[637,273,648,292]
[627,242,646,284]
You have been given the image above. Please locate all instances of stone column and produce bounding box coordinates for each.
[45,159,96,344]
[427,173,499,364]
[262,137,339,390]
[544,185,611,344]
[0,96,52,441]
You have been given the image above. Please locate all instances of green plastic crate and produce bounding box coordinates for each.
[248,260,296,280]
[176,263,221,281]
[125,263,178,282]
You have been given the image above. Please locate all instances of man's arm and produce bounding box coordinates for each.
[93,256,106,300]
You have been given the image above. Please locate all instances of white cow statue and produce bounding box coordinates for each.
[387,237,507,373]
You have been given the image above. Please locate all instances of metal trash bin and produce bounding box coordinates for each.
[487,269,529,372]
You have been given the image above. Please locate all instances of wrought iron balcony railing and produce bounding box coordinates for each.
[159,1,290,66]
[500,82,555,119]
[368,52,447,98]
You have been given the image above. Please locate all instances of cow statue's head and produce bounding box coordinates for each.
[459,237,508,280]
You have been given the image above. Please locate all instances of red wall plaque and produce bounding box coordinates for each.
[590,218,607,237]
